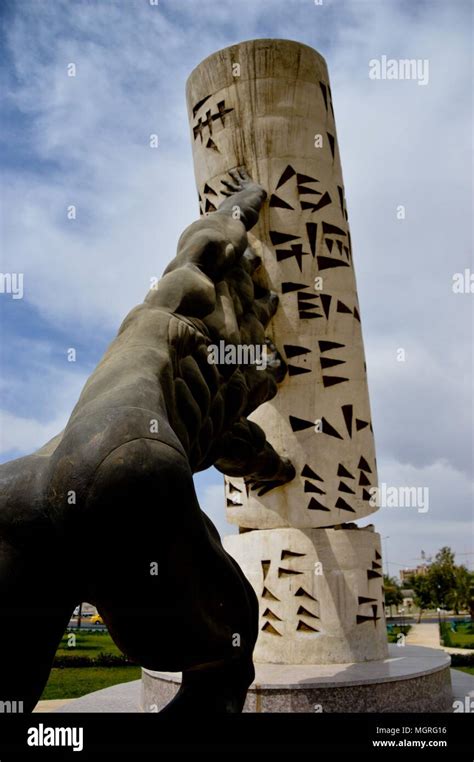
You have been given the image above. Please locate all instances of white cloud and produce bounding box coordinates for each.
[374,456,473,573]
[0,409,65,455]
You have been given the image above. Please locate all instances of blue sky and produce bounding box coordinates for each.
[1,0,472,577]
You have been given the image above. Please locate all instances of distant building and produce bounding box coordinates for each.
[400,565,428,584]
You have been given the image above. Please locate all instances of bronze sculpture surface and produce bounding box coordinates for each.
[0,169,294,713]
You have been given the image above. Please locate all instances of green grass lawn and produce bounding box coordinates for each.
[57,630,122,659]
[440,621,474,649]
[38,630,140,700]
[452,666,474,676]
[40,666,141,700]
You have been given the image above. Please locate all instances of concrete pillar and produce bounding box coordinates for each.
[186,39,387,664]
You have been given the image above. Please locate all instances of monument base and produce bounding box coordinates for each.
[141,645,453,713]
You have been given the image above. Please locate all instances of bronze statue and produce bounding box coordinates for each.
[0,168,294,713]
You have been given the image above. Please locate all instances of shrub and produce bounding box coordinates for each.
[450,652,474,668]
[53,652,136,668]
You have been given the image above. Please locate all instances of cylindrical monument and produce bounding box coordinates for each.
[186,39,386,664]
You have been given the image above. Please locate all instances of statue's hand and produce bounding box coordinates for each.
[221,167,267,200]
[245,458,296,496]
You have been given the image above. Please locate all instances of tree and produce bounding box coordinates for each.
[469,573,474,620]
[427,546,458,611]
[408,548,472,620]
[410,573,433,622]
[383,574,403,617]
[446,566,473,614]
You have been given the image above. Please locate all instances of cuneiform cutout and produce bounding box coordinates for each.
[270,194,294,210]
[302,464,324,482]
[357,559,382,626]
[206,137,219,152]
[335,497,355,512]
[270,231,300,246]
[288,365,311,377]
[284,344,312,359]
[342,404,353,437]
[304,481,326,495]
[272,165,323,216]
[307,497,330,511]
[318,341,348,387]
[327,132,335,160]
[338,464,355,479]
[281,549,305,560]
[356,604,380,626]
[321,417,344,439]
[295,587,317,601]
[277,243,310,271]
[282,283,322,320]
[323,375,349,388]
[297,289,320,319]
[338,481,355,495]
[192,100,234,143]
[297,606,319,619]
[289,415,314,433]
[278,567,303,577]
[262,587,280,601]
[297,620,319,633]
[317,256,350,271]
[261,622,282,636]
[192,94,211,117]
[306,222,318,258]
[319,340,345,352]
[262,608,282,621]
[285,342,312,375]
[320,294,332,320]
[301,191,332,214]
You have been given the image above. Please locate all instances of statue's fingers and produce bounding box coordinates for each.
[221,179,240,192]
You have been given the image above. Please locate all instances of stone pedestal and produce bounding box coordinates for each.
[223,526,387,664]
[142,646,453,713]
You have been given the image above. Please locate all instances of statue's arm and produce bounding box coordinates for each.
[145,168,266,323]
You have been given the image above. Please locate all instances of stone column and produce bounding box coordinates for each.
[186,39,387,664]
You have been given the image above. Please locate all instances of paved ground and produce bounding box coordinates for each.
[406,622,474,655]
[34,699,75,713]
[451,669,474,704]
[53,679,142,713]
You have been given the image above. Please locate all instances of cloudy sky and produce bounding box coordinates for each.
[1,0,472,577]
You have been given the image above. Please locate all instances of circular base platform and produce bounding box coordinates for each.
[142,645,453,713]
